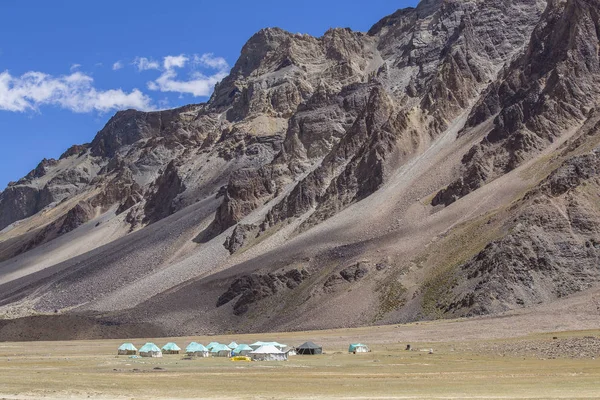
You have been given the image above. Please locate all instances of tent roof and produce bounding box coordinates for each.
[186,342,208,352]
[250,341,286,347]
[162,342,181,351]
[349,343,368,350]
[139,343,161,352]
[267,342,286,347]
[297,341,322,349]
[233,344,253,352]
[250,345,284,354]
[210,344,231,352]
[207,342,220,349]
[118,343,138,351]
[250,341,268,346]
[228,341,238,349]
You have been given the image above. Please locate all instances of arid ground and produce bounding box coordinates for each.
[1,316,599,400]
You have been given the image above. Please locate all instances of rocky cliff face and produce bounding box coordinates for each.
[214,0,546,235]
[433,0,600,206]
[3,0,600,339]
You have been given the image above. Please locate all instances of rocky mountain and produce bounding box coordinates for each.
[1,0,600,340]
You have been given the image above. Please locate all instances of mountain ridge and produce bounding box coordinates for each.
[2,0,600,340]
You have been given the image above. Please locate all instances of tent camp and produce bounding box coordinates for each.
[296,341,323,355]
[249,345,288,361]
[349,343,370,353]
[282,346,296,356]
[232,344,253,356]
[161,342,181,354]
[139,343,163,358]
[186,342,209,357]
[117,343,137,355]
[210,344,232,357]
[227,341,238,349]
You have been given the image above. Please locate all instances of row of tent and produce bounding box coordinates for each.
[117,341,332,359]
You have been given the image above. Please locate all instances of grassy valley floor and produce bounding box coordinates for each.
[0,322,599,399]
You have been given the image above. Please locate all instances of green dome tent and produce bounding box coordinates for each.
[186,342,209,357]
[161,342,181,354]
[207,342,220,350]
[185,341,199,351]
[349,343,370,353]
[139,343,162,358]
[232,344,253,356]
[228,341,239,349]
[210,343,232,357]
[117,343,138,355]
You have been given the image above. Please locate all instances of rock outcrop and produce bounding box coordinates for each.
[216,268,310,315]
[324,262,369,292]
[143,161,185,225]
[223,224,258,254]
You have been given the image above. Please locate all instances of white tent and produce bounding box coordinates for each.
[249,341,287,351]
[281,345,296,356]
[249,345,288,361]
[249,341,268,350]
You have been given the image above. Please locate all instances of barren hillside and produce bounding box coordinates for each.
[1,0,599,340]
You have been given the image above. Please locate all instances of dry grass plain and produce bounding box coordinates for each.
[1,322,599,400]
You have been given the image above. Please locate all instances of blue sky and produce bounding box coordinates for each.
[0,0,418,190]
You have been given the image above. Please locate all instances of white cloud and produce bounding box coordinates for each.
[134,57,160,71]
[149,69,228,97]
[70,64,82,72]
[163,55,188,70]
[112,61,123,70]
[0,70,154,113]
[147,53,230,97]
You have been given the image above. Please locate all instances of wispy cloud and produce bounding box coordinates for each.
[134,57,160,71]
[0,70,154,113]
[112,61,123,70]
[70,64,82,72]
[147,53,229,97]
[193,53,229,70]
